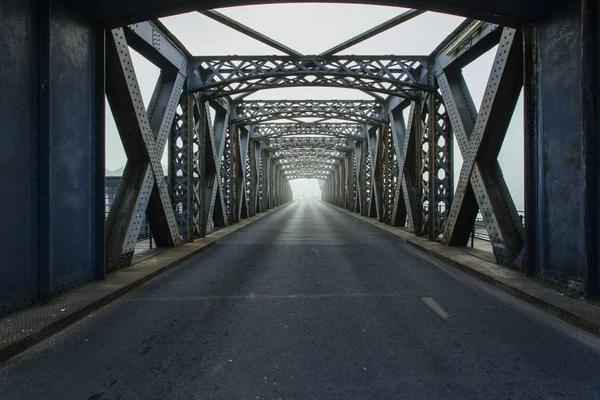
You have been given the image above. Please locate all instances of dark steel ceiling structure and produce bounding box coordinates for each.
[66,0,569,26]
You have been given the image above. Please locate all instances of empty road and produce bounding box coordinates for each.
[2,200,600,399]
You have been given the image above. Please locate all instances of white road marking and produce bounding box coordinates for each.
[421,297,450,320]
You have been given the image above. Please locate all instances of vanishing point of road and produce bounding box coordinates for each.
[2,200,600,399]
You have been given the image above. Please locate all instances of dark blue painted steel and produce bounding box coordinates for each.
[93,27,106,281]
[48,1,96,295]
[0,0,37,314]
[536,2,584,286]
[37,0,52,302]
[0,0,102,316]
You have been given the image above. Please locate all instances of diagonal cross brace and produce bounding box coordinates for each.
[390,102,421,231]
[439,28,524,264]
[105,28,184,269]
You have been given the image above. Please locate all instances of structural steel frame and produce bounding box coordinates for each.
[102,15,530,290]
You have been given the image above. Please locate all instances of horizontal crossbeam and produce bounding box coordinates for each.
[251,123,365,140]
[190,57,429,98]
[265,137,354,152]
[234,100,385,125]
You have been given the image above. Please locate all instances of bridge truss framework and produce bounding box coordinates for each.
[1,0,597,315]
[107,18,523,268]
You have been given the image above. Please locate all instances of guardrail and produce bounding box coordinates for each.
[471,211,525,247]
[105,210,154,249]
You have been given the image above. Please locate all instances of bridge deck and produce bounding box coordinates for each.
[2,200,600,399]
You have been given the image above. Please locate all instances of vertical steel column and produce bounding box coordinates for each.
[93,26,106,279]
[35,0,51,301]
[367,127,381,219]
[345,151,354,211]
[582,0,599,295]
[427,92,437,240]
[524,27,538,277]
[261,150,270,211]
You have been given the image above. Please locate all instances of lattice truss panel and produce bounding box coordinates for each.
[265,137,354,152]
[235,100,385,124]
[252,123,365,140]
[192,57,429,98]
[169,91,231,240]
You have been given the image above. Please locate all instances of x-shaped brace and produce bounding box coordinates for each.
[438,28,524,264]
[105,28,185,269]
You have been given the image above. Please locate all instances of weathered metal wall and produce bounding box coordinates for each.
[0,0,103,315]
[534,1,584,289]
[48,1,98,295]
[0,0,37,314]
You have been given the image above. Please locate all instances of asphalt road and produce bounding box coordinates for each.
[2,200,600,399]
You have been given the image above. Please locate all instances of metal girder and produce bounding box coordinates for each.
[105,27,184,270]
[287,174,330,180]
[278,156,339,165]
[431,20,501,73]
[170,92,233,238]
[272,148,346,159]
[234,100,385,125]
[125,20,189,71]
[367,127,383,220]
[251,123,365,140]
[265,137,354,152]
[282,163,336,172]
[198,10,302,56]
[438,27,524,265]
[320,9,426,56]
[390,102,422,232]
[190,57,429,98]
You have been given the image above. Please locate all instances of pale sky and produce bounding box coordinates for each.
[105,3,524,210]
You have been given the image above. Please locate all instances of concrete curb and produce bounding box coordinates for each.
[0,204,289,363]
[326,202,600,337]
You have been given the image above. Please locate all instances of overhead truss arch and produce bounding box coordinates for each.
[234,100,385,125]
[251,123,365,140]
[190,56,430,99]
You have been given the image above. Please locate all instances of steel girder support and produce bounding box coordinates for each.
[235,127,251,220]
[260,149,271,212]
[234,100,385,125]
[105,28,184,271]
[354,140,367,215]
[251,123,365,140]
[170,94,232,238]
[366,127,383,220]
[389,102,422,232]
[204,102,230,231]
[191,56,429,99]
[265,137,354,152]
[437,28,524,265]
[345,151,356,211]
[247,140,261,216]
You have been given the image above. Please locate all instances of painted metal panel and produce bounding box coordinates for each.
[48,1,96,294]
[536,2,584,286]
[0,0,36,314]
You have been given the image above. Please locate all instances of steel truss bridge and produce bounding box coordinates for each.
[1,0,598,316]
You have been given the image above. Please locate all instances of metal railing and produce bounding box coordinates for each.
[471,211,525,247]
[105,209,154,249]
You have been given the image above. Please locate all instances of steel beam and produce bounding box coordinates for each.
[199,10,302,56]
[439,28,524,264]
[234,100,385,125]
[320,9,426,56]
[105,28,183,271]
[191,56,429,98]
